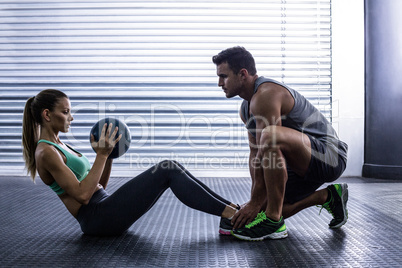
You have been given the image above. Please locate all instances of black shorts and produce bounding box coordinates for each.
[284,135,348,204]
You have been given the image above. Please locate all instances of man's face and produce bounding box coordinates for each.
[216,62,242,98]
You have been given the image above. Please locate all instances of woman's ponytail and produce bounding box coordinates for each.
[22,97,39,181]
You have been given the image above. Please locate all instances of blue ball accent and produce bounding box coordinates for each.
[90,117,131,159]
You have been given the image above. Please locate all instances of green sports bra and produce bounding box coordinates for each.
[37,139,91,195]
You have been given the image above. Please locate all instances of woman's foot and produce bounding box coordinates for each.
[219,204,240,235]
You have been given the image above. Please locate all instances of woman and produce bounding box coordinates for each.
[22,89,238,236]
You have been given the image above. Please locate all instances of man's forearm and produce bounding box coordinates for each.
[249,153,267,208]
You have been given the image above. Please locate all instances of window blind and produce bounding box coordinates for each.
[0,0,332,176]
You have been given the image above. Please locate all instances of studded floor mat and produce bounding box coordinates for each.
[1,176,401,267]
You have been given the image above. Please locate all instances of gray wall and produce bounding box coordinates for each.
[364,0,402,179]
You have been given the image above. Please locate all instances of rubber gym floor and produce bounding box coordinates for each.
[1,176,401,267]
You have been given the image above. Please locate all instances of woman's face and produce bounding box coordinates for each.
[49,97,74,133]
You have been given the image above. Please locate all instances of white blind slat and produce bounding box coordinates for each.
[0,0,332,176]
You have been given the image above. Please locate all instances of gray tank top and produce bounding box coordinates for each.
[241,76,347,158]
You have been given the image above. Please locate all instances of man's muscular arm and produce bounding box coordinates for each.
[232,83,289,229]
[232,132,268,229]
[231,111,267,229]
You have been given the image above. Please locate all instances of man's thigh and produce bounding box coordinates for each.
[306,135,347,182]
[284,135,347,204]
[261,125,311,176]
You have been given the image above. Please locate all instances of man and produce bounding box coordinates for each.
[213,47,348,241]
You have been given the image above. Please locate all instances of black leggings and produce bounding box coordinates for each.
[76,160,231,236]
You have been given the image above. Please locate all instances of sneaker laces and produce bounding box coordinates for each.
[318,203,333,216]
[317,190,335,216]
[245,211,267,229]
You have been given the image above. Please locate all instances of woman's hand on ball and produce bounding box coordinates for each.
[90,123,122,157]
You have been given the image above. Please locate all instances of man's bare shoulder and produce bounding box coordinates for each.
[256,82,288,97]
[250,82,294,115]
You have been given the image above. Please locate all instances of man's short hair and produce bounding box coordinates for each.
[212,46,257,75]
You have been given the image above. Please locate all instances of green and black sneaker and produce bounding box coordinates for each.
[318,183,349,229]
[231,211,288,241]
